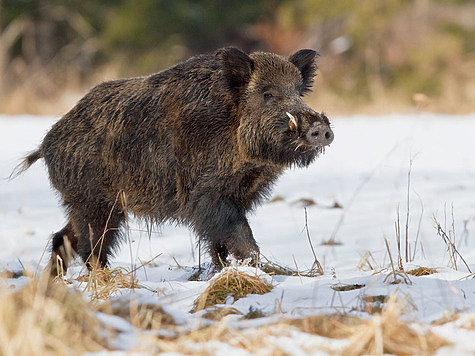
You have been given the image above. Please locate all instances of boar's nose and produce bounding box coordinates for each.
[307,123,334,147]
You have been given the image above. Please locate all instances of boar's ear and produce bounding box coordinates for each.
[289,49,318,95]
[216,47,254,93]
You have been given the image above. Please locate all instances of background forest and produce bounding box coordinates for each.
[0,0,474,114]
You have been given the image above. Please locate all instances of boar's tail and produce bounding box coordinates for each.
[8,149,43,180]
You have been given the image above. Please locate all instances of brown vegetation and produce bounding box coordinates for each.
[0,276,106,356]
[192,268,273,312]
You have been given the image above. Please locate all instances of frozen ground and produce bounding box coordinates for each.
[1,113,475,354]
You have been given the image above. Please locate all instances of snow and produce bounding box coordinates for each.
[1,113,475,354]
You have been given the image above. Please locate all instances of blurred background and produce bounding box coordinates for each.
[0,0,473,115]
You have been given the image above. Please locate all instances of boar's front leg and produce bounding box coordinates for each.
[192,198,259,268]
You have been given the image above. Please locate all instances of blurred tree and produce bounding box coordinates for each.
[0,0,473,113]
[101,0,279,72]
[0,0,103,96]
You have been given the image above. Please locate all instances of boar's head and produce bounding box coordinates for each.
[217,47,333,167]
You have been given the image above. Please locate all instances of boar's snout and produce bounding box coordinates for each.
[307,123,334,147]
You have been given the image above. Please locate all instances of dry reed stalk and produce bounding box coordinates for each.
[192,268,273,312]
[304,207,324,275]
[434,214,472,273]
[383,237,411,285]
[356,251,378,271]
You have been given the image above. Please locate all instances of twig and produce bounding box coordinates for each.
[36,233,54,278]
[130,253,162,274]
[395,206,403,271]
[405,157,413,263]
[292,255,303,285]
[330,141,401,242]
[434,215,472,273]
[412,190,424,261]
[383,237,411,284]
[304,207,323,275]
[120,190,136,289]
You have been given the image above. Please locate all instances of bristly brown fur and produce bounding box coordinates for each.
[14,47,333,274]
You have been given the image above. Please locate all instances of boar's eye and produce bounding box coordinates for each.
[263,92,274,100]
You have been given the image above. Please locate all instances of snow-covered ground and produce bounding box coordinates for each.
[1,113,475,354]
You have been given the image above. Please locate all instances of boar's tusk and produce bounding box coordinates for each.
[295,142,304,151]
[286,112,297,131]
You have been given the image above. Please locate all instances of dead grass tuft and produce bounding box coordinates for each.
[201,306,242,320]
[364,295,389,314]
[290,314,364,339]
[407,267,437,276]
[431,311,459,326]
[77,266,139,300]
[192,268,273,312]
[242,306,266,319]
[331,283,365,292]
[260,256,323,277]
[100,299,176,330]
[460,315,475,330]
[343,295,450,356]
[153,295,449,355]
[357,251,379,271]
[321,239,343,246]
[0,268,28,279]
[259,259,297,276]
[269,195,285,203]
[155,322,290,355]
[0,275,106,356]
[294,198,316,207]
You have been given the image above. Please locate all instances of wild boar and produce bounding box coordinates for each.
[14,47,334,275]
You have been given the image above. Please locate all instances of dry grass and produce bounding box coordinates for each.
[460,315,475,330]
[407,267,437,276]
[383,237,412,285]
[77,265,139,300]
[434,213,472,273]
[363,295,389,314]
[294,198,316,207]
[260,257,322,277]
[343,295,449,356]
[0,268,28,279]
[269,195,285,203]
[0,275,107,356]
[357,251,379,271]
[100,299,176,330]
[331,283,365,292]
[259,259,296,276]
[289,314,364,339]
[154,295,449,355]
[192,268,273,312]
[154,322,291,355]
[200,306,242,320]
[431,312,460,326]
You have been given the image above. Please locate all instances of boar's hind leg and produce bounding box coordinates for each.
[49,222,78,276]
[69,203,125,271]
[194,199,259,268]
